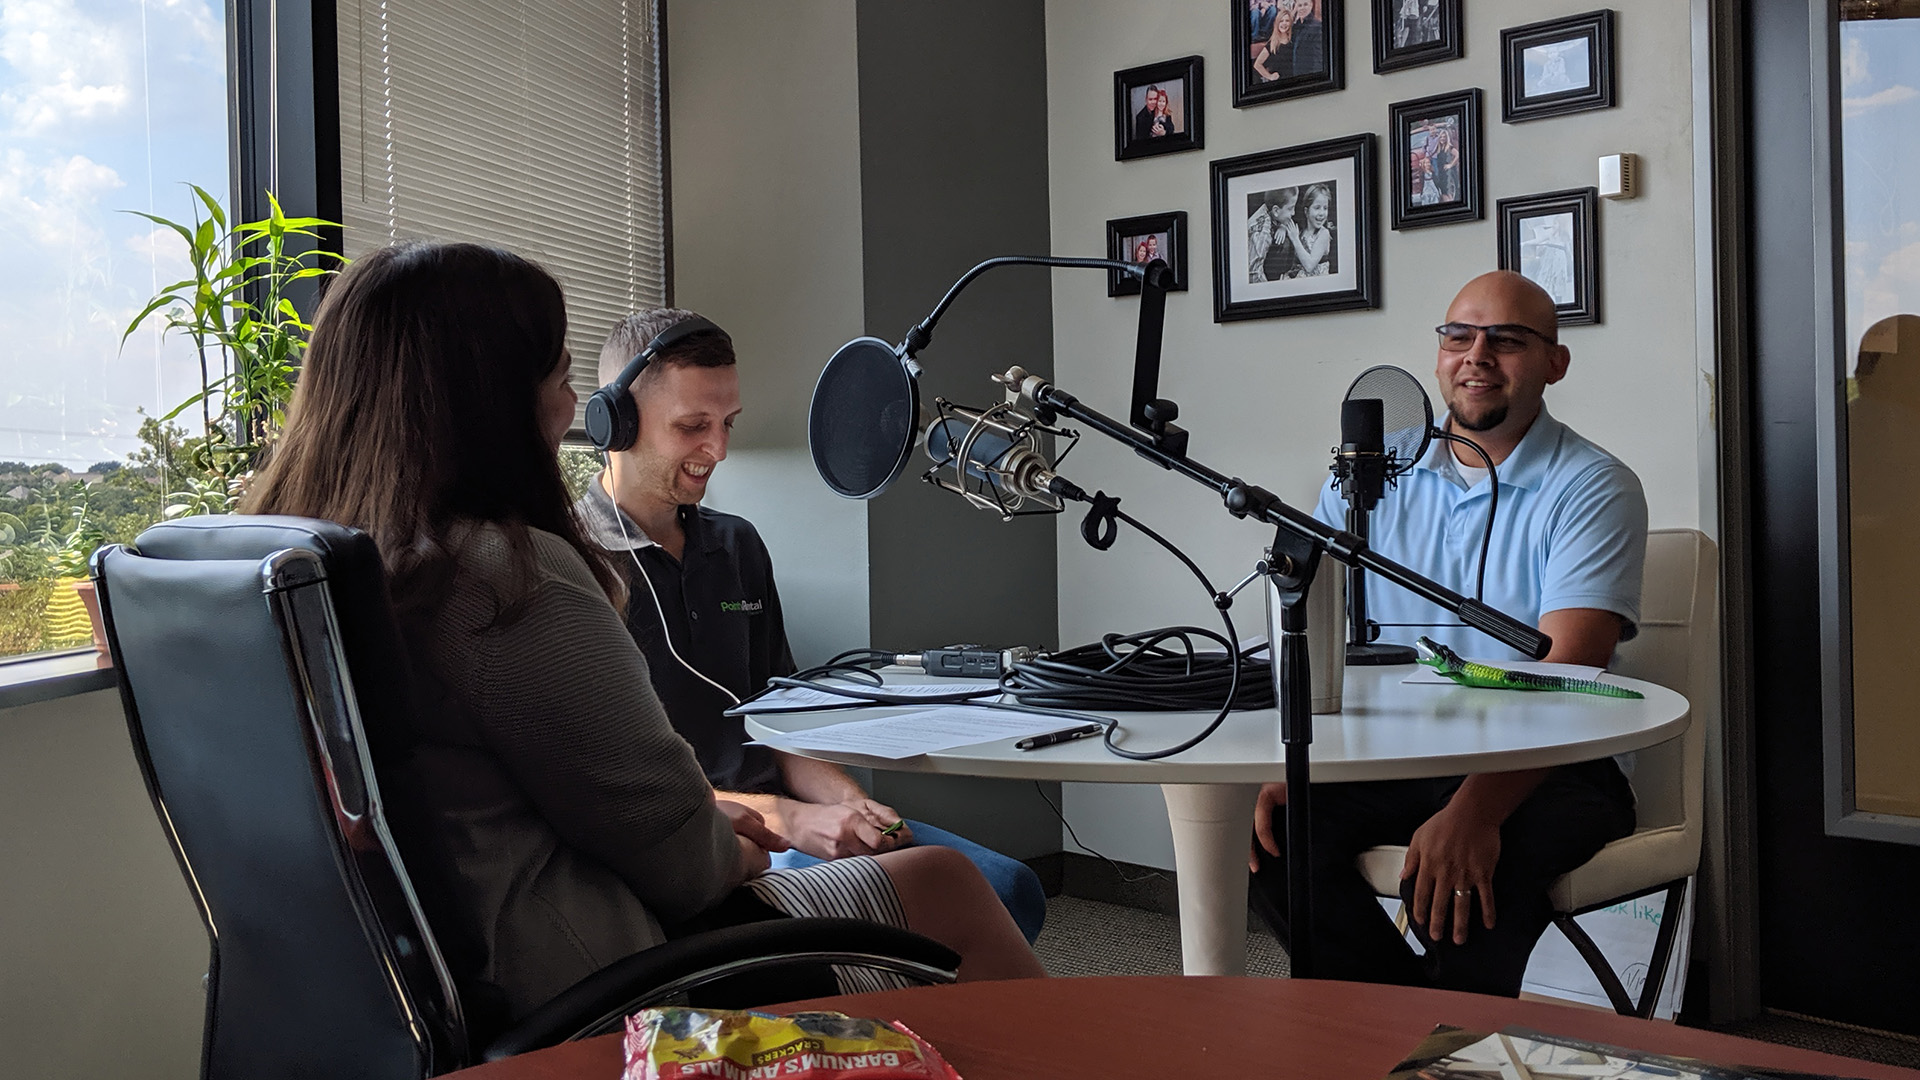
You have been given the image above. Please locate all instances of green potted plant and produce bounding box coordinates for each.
[123,185,343,490]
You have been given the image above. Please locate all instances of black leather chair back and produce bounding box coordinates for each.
[93,515,467,1079]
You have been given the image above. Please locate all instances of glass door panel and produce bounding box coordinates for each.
[1841,10,1920,820]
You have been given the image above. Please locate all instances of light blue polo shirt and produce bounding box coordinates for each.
[1314,406,1648,664]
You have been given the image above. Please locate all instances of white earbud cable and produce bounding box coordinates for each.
[602,457,743,707]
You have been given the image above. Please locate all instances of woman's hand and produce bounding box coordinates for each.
[718,799,789,875]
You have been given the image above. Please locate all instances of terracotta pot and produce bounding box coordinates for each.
[71,580,110,654]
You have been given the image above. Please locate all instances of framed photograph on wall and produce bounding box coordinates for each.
[1371,0,1461,74]
[1209,133,1378,321]
[1115,56,1204,161]
[1106,211,1190,297]
[1389,88,1481,230]
[1497,187,1599,325]
[1500,10,1615,123]
[1233,0,1343,109]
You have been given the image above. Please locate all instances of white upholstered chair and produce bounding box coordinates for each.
[1355,528,1715,1017]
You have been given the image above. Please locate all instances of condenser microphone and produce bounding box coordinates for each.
[924,400,1080,517]
[1334,398,1389,512]
[1334,367,1435,667]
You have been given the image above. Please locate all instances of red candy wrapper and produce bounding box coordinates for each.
[623,1007,961,1080]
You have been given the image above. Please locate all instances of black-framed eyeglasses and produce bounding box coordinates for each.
[1434,321,1557,354]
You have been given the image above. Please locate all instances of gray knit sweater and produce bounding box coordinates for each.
[401,523,742,1019]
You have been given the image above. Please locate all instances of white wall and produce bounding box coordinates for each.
[667,0,872,664]
[1046,0,1708,867]
[0,689,206,1080]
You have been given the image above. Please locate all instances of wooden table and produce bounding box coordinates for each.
[442,977,1918,1079]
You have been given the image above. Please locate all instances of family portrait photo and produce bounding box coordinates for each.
[1235,0,1342,106]
[1501,9,1616,122]
[1114,56,1204,160]
[1389,88,1481,229]
[1371,0,1460,72]
[1408,119,1459,207]
[1131,83,1184,141]
[1106,211,1189,296]
[1210,133,1379,320]
[1498,187,1599,324]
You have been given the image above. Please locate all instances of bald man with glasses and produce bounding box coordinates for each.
[1249,270,1648,997]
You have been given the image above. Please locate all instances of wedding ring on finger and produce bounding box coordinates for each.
[1453,888,1472,898]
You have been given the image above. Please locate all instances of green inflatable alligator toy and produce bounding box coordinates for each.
[1414,636,1643,700]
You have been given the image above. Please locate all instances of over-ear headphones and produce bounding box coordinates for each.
[584,315,729,452]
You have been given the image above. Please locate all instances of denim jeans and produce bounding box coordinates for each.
[767,819,1047,944]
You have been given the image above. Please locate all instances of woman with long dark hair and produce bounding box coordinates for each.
[245,242,1043,1021]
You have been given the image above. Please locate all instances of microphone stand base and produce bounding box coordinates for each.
[1346,641,1418,666]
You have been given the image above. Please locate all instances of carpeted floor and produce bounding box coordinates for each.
[1034,896,1920,1072]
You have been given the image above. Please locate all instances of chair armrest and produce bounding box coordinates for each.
[481,917,960,1062]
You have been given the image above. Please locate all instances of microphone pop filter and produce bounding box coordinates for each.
[1344,365,1434,478]
[809,337,920,499]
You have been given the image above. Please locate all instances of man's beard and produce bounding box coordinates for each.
[1451,402,1508,433]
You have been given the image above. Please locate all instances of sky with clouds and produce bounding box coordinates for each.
[1841,19,1920,373]
[0,0,227,469]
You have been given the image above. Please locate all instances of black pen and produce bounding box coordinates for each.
[1014,722,1106,751]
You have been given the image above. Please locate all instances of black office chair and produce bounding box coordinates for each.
[92,515,959,1079]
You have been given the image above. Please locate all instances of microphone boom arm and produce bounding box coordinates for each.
[1007,369,1551,660]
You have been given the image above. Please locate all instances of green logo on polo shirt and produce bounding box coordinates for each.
[720,598,764,613]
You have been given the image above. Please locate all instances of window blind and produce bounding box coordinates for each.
[336,0,668,425]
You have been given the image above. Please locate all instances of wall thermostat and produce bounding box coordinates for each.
[1599,153,1637,199]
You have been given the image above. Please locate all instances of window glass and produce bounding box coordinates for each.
[0,1,229,659]
[1839,12,1920,817]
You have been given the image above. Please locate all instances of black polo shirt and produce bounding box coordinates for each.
[576,481,794,795]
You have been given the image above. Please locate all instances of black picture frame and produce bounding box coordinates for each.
[1497,187,1599,325]
[1389,88,1481,230]
[1115,56,1205,161]
[1500,10,1615,123]
[1232,0,1344,109]
[1209,133,1378,321]
[1106,212,1190,297]
[1371,0,1461,74]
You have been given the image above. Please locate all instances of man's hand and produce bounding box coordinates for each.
[786,799,908,859]
[717,799,788,876]
[1249,782,1288,872]
[1401,800,1501,946]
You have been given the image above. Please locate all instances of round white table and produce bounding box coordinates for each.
[744,665,1690,976]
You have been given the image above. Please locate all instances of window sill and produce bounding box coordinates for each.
[0,650,118,711]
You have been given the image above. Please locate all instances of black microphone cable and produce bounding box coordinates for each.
[1006,496,1256,761]
[1433,430,1498,603]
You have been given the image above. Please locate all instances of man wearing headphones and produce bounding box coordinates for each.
[574,308,1047,944]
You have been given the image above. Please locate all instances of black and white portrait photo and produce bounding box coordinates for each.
[1371,0,1460,73]
[1394,0,1440,48]
[1115,56,1204,161]
[1210,134,1379,320]
[1519,212,1576,302]
[1245,183,1338,282]
[1501,10,1616,122]
[1498,187,1599,324]
[1235,0,1343,106]
[1523,39,1590,97]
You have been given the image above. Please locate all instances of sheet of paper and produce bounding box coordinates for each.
[750,706,1080,759]
[1402,659,1604,685]
[730,679,1003,714]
